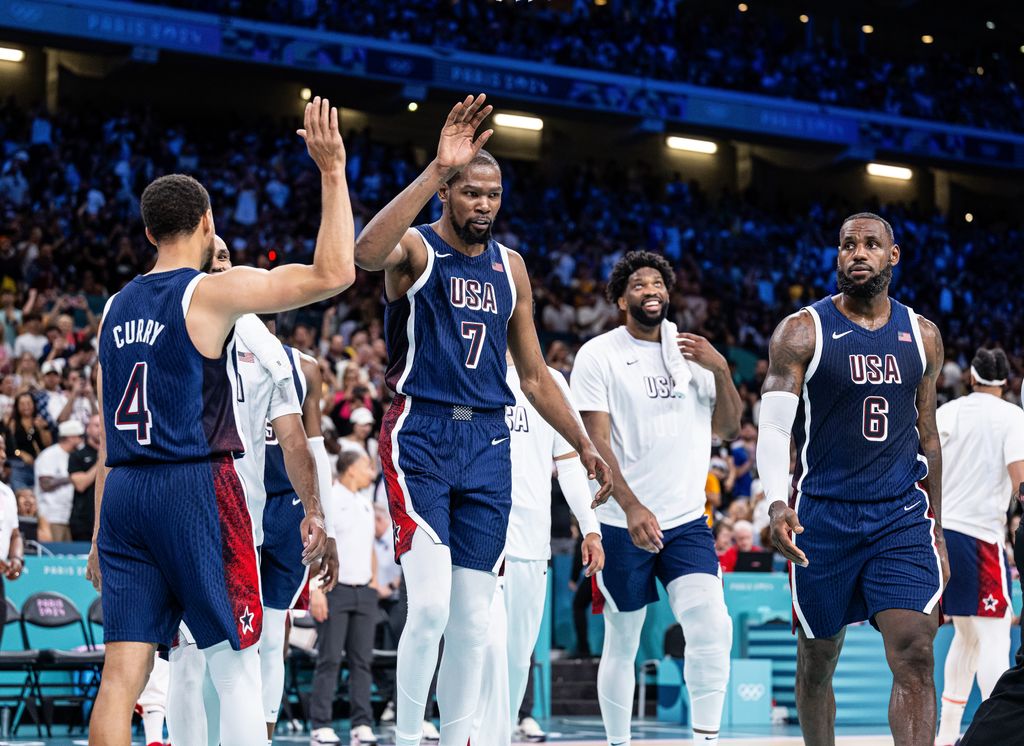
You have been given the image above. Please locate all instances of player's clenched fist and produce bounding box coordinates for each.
[768,499,808,567]
[296,95,346,174]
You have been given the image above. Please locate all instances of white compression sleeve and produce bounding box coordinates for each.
[260,607,290,725]
[469,579,511,746]
[756,391,799,505]
[598,607,647,745]
[556,457,601,538]
[203,641,266,746]
[235,313,293,387]
[308,436,336,539]
[167,641,216,746]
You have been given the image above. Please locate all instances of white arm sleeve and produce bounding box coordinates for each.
[556,457,601,538]
[308,436,337,540]
[234,313,293,387]
[755,391,799,506]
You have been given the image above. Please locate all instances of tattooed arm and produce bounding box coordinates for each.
[916,316,949,585]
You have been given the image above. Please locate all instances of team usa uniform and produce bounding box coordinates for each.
[98,268,260,650]
[381,224,517,572]
[789,296,943,639]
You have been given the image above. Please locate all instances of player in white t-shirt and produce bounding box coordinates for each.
[471,355,604,744]
[571,251,743,746]
[934,348,1024,746]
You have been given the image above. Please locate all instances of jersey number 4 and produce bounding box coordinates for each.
[115,362,152,445]
[461,321,487,369]
[862,395,888,442]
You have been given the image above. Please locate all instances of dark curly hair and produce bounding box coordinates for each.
[140,174,211,243]
[605,250,675,302]
[971,347,1009,385]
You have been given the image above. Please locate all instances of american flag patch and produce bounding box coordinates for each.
[898,332,912,342]
[492,262,504,272]
[237,351,256,363]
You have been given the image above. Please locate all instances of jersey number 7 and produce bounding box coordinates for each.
[115,362,152,445]
[461,321,487,369]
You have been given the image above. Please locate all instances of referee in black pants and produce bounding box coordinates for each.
[309,451,381,745]
[961,490,1024,745]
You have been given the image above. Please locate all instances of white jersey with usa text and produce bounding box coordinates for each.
[571,326,716,530]
[504,365,577,561]
[231,317,301,545]
[937,392,1024,544]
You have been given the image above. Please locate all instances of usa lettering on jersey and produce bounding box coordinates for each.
[111,319,166,348]
[449,277,498,314]
[644,375,676,399]
[849,354,902,384]
[506,405,530,433]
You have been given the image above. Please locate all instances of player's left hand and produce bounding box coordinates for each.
[300,512,328,567]
[85,542,102,591]
[581,533,605,578]
[580,442,613,507]
[677,333,728,373]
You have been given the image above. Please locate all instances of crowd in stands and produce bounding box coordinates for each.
[1,98,1022,583]
[150,0,1024,132]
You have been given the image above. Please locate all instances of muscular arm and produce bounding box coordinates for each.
[710,368,743,441]
[86,364,108,589]
[761,312,816,398]
[916,317,943,526]
[579,411,641,512]
[272,413,321,518]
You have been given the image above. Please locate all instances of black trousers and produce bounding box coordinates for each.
[310,584,378,729]
[571,575,592,657]
[960,520,1024,745]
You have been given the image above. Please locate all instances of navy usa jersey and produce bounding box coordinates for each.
[100,268,244,467]
[384,225,516,409]
[264,346,307,498]
[792,296,928,501]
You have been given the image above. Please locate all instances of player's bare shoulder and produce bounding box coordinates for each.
[914,314,944,376]
[763,310,817,395]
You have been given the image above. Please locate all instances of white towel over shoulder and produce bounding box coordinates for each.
[660,319,692,398]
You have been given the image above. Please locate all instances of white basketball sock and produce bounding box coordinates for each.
[203,641,266,746]
[141,707,165,745]
[597,607,646,745]
[260,606,290,725]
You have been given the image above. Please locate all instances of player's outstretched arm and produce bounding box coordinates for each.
[271,413,327,568]
[85,364,108,591]
[915,315,948,586]
[354,94,493,273]
[759,311,815,567]
[190,97,355,352]
[505,252,612,504]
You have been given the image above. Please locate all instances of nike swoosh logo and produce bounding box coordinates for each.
[832,330,854,339]
[292,498,302,506]
[435,253,452,258]
[626,360,639,365]
[491,437,509,445]
[904,500,921,512]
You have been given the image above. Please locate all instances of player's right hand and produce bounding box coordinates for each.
[297,96,345,174]
[314,538,340,594]
[436,94,494,174]
[310,588,328,623]
[625,503,663,554]
[300,512,328,567]
[769,500,808,567]
[85,542,102,591]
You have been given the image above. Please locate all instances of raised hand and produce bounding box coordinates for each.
[297,95,346,174]
[436,93,494,174]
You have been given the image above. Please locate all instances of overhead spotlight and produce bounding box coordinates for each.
[493,113,543,131]
[737,3,748,12]
[799,14,809,23]
[299,87,312,101]
[965,212,974,223]
[666,136,718,154]
[986,21,995,30]
[866,163,912,180]
[976,66,985,75]
[861,24,874,34]
[407,101,419,112]
[594,0,608,5]
[0,47,25,63]
[921,35,934,44]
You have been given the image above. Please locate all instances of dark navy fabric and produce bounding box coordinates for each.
[793,296,927,502]
[380,394,511,572]
[97,456,262,649]
[261,491,309,610]
[264,345,307,498]
[790,487,942,639]
[943,528,1012,618]
[383,224,515,410]
[101,268,243,466]
[594,516,720,614]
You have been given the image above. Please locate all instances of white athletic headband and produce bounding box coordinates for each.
[970,365,1006,387]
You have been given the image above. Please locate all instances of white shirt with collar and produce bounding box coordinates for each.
[34,443,74,525]
[0,482,18,561]
[327,481,375,586]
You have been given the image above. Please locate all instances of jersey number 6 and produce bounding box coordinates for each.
[115,362,152,445]
[461,321,487,369]
[862,395,889,442]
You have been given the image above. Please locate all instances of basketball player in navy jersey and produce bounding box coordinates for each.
[756,213,948,746]
[86,97,354,746]
[354,93,612,746]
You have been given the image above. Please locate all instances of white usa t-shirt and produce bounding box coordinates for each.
[504,365,599,561]
[937,392,1024,544]
[571,326,716,530]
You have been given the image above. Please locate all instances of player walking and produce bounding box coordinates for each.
[573,250,743,746]
[757,212,948,746]
[87,97,353,746]
[934,348,1024,746]
[353,94,611,746]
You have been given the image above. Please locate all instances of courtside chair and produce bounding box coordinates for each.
[0,597,42,737]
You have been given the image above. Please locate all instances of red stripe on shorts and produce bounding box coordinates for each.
[591,575,605,615]
[379,395,418,563]
[976,537,1009,617]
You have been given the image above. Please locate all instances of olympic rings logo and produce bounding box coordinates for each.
[737,683,766,701]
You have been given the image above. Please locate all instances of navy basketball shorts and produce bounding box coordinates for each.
[592,516,721,614]
[790,486,944,639]
[260,491,310,611]
[97,456,263,650]
[380,395,512,573]
[942,528,1011,618]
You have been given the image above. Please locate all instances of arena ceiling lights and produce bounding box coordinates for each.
[0,47,25,62]
[666,136,718,154]
[866,162,912,180]
[493,113,544,131]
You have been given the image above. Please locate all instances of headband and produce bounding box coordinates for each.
[971,365,1006,387]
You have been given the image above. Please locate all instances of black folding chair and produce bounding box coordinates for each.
[20,592,104,736]
[0,598,42,737]
[86,597,103,649]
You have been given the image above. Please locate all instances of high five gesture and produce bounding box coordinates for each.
[436,94,494,175]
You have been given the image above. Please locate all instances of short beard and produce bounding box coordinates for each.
[449,212,492,245]
[836,264,892,299]
[628,302,668,328]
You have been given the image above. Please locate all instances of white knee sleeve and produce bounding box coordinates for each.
[261,606,290,724]
[598,607,647,744]
[668,574,732,735]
